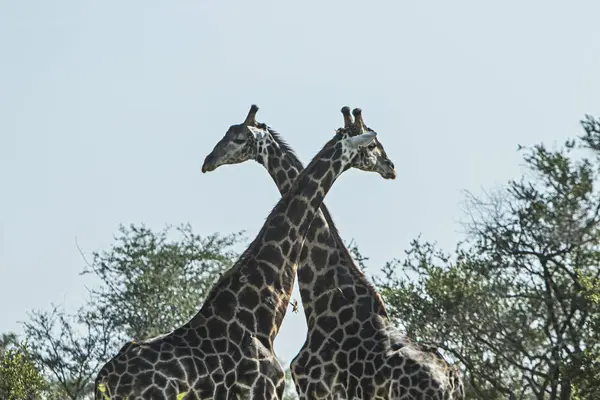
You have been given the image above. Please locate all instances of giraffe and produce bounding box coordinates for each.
[94,116,388,400]
[202,105,465,399]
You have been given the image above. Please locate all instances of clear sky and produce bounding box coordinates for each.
[1,0,599,367]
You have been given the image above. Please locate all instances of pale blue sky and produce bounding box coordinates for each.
[1,1,599,366]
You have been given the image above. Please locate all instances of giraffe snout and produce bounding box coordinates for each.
[202,154,217,173]
[382,160,396,180]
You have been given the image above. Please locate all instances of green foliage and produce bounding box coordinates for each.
[343,239,369,273]
[97,383,109,400]
[83,223,243,340]
[0,339,47,400]
[579,269,600,304]
[283,367,299,400]
[375,116,600,399]
[0,333,18,358]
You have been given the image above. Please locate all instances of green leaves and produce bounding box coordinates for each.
[0,340,47,400]
[283,367,299,400]
[97,383,110,400]
[83,224,244,340]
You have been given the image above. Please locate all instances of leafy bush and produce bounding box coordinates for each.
[0,340,47,400]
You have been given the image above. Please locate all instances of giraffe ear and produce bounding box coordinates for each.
[247,125,268,140]
[348,131,377,148]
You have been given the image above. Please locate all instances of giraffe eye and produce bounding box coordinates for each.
[233,137,246,144]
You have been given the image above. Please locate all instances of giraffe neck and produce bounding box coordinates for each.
[194,135,355,348]
[256,128,389,326]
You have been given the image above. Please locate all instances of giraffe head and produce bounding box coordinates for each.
[339,106,396,179]
[202,105,396,180]
[331,128,383,174]
[202,104,273,173]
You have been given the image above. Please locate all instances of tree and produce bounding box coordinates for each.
[283,367,299,400]
[82,223,243,340]
[375,115,600,399]
[0,333,18,357]
[570,267,600,398]
[23,223,243,399]
[0,338,48,400]
[24,305,114,399]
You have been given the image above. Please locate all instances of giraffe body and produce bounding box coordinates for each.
[95,121,384,400]
[203,106,464,400]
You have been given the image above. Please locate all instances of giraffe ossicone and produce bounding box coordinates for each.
[94,113,388,400]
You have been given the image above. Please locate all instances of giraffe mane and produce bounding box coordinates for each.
[266,126,390,319]
[266,127,303,169]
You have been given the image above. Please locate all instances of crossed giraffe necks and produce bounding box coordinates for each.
[94,136,369,400]
[197,138,354,348]
[256,129,389,328]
